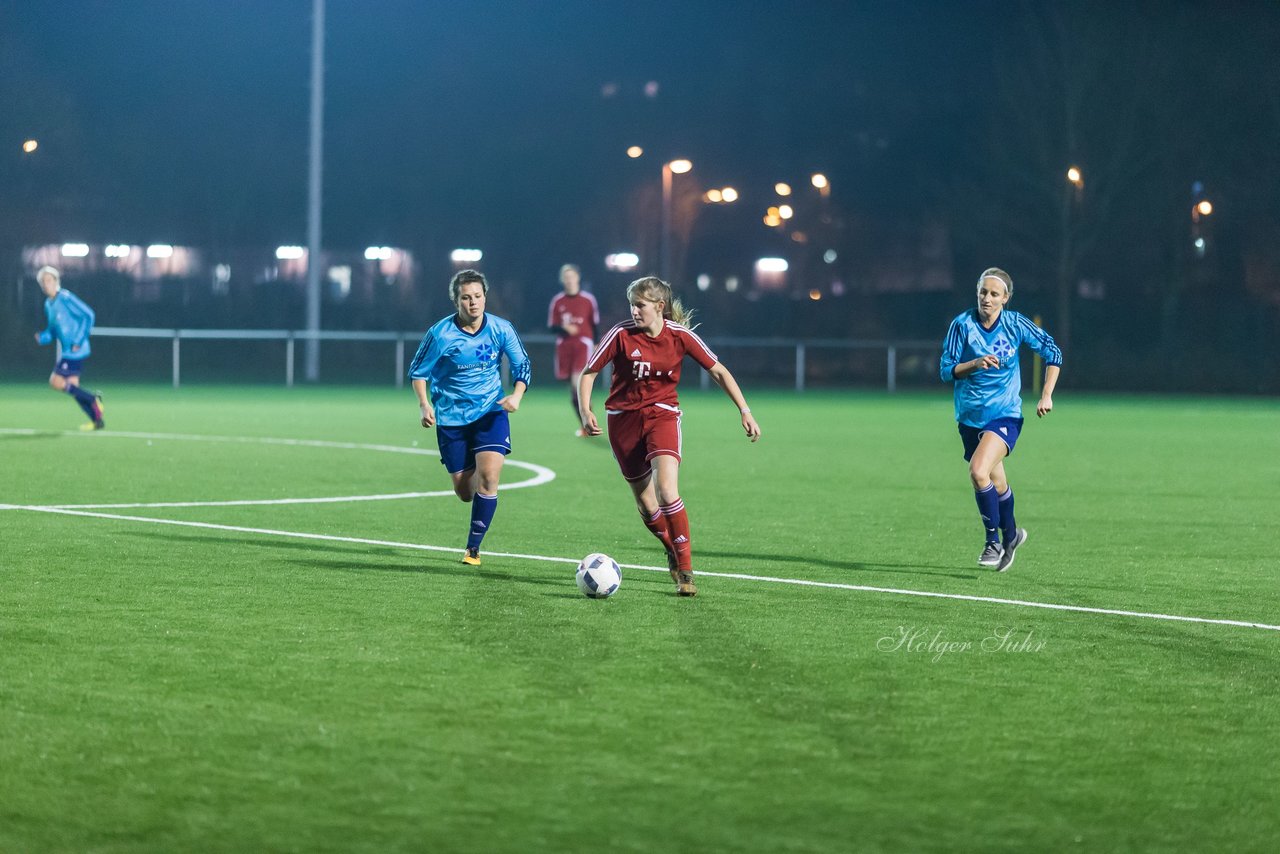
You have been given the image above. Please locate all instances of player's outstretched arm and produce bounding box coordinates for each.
[707,363,761,442]
[1037,364,1061,418]
[577,370,602,435]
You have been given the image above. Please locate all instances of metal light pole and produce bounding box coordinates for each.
[304,0,325,382]
[660,159,691,282]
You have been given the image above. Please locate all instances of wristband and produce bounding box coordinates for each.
[739,407,751,414]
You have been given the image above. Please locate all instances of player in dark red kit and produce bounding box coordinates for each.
[578,276,760,596]
[546,264,600,435]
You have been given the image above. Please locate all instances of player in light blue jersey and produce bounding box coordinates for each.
[33,266,106,430]
[409,269,532,566]
[940,267,1061,572]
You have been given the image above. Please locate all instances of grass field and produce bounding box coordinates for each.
[2,382,1278,853]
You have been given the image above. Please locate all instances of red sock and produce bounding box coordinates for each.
[660,499,692,571]
[640,509,675,560]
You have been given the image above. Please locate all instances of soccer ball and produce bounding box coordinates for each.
[575,553,622,599]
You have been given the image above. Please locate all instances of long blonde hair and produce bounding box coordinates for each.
[626,276,697,329]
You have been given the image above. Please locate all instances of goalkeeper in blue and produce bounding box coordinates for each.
[33,266,105,430]
[409,269,532,567]
[940,267,1062,572]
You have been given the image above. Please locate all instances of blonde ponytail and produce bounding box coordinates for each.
[626,276,698,330]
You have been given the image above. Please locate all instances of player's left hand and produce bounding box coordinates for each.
[499,394,522,413]
[1036,394,1053,417]
[742,412,761,442]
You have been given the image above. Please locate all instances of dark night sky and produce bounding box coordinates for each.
[3,0,1279,293]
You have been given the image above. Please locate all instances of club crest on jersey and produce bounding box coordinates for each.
[992,337,1015,361]
[475,343,495,362]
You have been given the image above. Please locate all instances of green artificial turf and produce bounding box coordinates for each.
[1,383,1277,852]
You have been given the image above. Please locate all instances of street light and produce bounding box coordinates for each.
[661,158,692,281]
[22,139,38,153]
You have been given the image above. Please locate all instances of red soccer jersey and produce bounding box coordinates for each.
[547,291,599,341]
[586,320,719,411]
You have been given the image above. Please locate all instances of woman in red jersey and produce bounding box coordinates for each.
[578,276,761,596]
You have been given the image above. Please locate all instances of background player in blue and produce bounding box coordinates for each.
[33,265,106,430]
[940,267,1062,572]
[409,269,532,566]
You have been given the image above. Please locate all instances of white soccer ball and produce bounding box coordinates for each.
[575,553,622,599]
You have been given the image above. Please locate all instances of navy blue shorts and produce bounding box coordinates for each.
[436,409,512,474]
[959,417,1023,461]
[54,358,86,378]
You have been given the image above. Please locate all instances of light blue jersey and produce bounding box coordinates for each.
[408,313,532,427]
[38,288,96,359]
[940,309,1062,427]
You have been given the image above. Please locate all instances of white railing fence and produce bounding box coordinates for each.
[91,327,939,392]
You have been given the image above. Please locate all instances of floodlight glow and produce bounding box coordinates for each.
[763,214,782,227]
[1194,237,1206,250]
[104,244,132,258]
[1066,166,1082,185]
[823,249,838,264]
[696,274,711,291]
[61,243,90,257]
[775,182,792,196]
[755,257,789,273]
[147,244,175,258]
[809,289,822,301]
[811,173,829,189]
[721,187,739,202]
[725,276,740,293]
[364,246,393,261]
[1196,200,1213,216]
[275,245,305,260]
[627,145,643,158]
[450,248,483,263]
[705,189,723,203]
[778,204,794,219]
[605,252,640,272]
[23,139,39,153]
[668,159,692,174]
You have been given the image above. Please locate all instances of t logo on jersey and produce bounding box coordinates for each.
[632,360,652,379]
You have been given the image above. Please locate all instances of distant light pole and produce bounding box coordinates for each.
[304,0,325,382]
[1057,165,1084,352]
[660,158,692,281]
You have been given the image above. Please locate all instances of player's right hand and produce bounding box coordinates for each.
[581,412,602,436]
[977,354,1000,370]
[420,404,435,428]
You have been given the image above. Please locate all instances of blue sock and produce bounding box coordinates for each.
[466,493,498,550]
[974,484,1000,544]
[65,384,97,420]
[998,488,1016,545]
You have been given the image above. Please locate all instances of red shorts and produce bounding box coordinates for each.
[606,405,682,481]
[554,337,593,381]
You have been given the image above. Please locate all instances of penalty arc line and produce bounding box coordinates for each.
[10,504,1280,634]
[0,428,555,509]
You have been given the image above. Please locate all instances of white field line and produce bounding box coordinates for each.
[0,428,555,508]
[8,504,1280,634]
